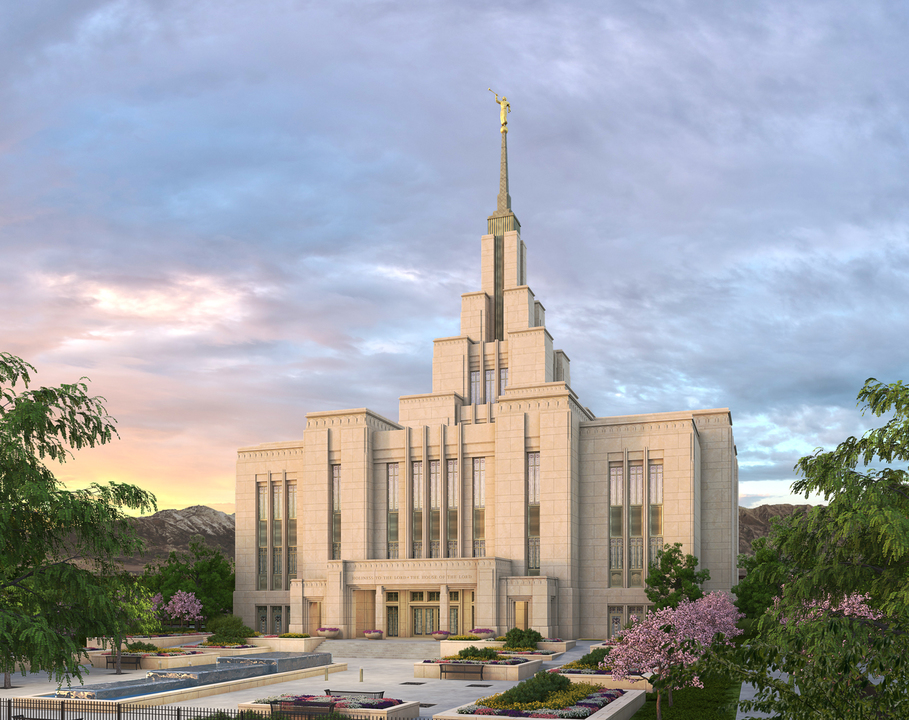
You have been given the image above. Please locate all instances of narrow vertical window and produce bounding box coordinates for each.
[609,464,623,586]
[429,460,441,557]
[629,463,644,586]
[287,484,297,584]
[470,371,481,405]
[499,367,508,395]
[272,483,283,590]
[472,458,486,557]
[387,463,399,559]
[527,452,540,575]
[257,484,267,590]
[447,459,458,557]
[649,462,664,566]
[485,369,495,403]
[412,461,423,558]
[331,465,341,560]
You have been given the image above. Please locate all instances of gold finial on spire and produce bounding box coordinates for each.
[489,88,511,133]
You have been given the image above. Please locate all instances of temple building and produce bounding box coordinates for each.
[233,109,738,640]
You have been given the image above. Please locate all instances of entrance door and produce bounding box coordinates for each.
[387,606,399,637]
[449,607,459,635]
[515,601,529,630]
[424,608,439,634]
[412,607,424,635]
[609,608,624,638]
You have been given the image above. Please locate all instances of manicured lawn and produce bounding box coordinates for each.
[631,673,742,720]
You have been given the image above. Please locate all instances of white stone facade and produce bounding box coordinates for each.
[233,144,738,640]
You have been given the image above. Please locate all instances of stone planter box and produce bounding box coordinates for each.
[238,701,420,719]
[555,672,652,692]
[438,640,505,655]
[87,634,211,650]
[318,630,341,639]
[191,646,267,657]
[414,658,543,682]
[431,690,645,720]
[538,640,576,652]
[499,651,565,662]
[86,652,217,670]
[247,637,326,653]
[364,632,384,640]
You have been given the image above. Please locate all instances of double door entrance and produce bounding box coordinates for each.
[412,606,458,636]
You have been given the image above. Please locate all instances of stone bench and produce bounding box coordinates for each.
[105,655,141,670]
[270,700,336,718]
[325,689,384,698]
[439,663,484,681]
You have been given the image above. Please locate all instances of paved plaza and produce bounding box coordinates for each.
[0,640,766,718]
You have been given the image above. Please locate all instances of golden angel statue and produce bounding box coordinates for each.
[489,89,511,132]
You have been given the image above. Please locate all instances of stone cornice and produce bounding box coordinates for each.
[305,408,401,431]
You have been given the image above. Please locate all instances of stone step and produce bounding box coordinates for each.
[318,639,443,659]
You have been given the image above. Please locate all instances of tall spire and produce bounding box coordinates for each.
[497,131,511,213]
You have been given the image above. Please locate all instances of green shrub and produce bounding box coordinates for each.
[449,634,481,641]
[504,627,544,649]
[560,646,612,671]
[204,634,248,646]
[124,640,158,653]
[278,632,310,638]
[481,681,600,711]
[457,645,500,661]
[488,670,571,706]
[206,615,254,641]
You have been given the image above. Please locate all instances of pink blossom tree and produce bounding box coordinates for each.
[164,590,203,630]
[606,592,742,720]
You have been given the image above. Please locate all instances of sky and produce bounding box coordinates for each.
[2,0,907,515]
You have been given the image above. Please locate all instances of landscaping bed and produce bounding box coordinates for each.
[239,695,420,719]
[415,657,543,681]
[87,634,211,650]
[87,650,216,670]
[429,672,644,720]
[630,673,740,720]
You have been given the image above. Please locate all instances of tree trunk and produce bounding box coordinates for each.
[115,634,123,675]
[668,686,674,707]
[3,670,11,689]
[656,690,662,720]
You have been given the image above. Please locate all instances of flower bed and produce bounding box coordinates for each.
[239,696,420,719]
[86,634,211,650]
[256,694,404,709]
[455,686,625,718]
[434,689,645,720]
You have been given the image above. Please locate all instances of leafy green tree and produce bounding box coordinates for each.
[702,378,909,719]
[0,352,157,687]
[102,573,159,674]
[732,535,788,620]
[645,542,711,610]
[143,535,234,625]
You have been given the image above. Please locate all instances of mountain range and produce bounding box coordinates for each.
[119,503,810,572]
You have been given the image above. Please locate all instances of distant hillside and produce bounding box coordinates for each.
[118,503,805,572]
[739,503,812,555]
[118,505,235,573]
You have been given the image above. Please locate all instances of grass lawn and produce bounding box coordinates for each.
[631,673,742,720]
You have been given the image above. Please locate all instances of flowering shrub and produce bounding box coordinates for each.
[431,630,451,637]
[541,638,562,643]
[164,591,204,628]
[257,694,403,709]
[317,627,340,632]
[278,633,310,638]
[607,592,742,720]
[450,634,482,641]
[363,629,383,636]
[201,641,256,648]
[471,628,496,634]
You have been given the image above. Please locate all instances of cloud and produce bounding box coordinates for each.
[2,0,907,510]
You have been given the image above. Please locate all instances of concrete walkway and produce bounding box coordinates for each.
[0,641,771,718]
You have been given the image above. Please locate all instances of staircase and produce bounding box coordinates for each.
[318,638,443,659]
